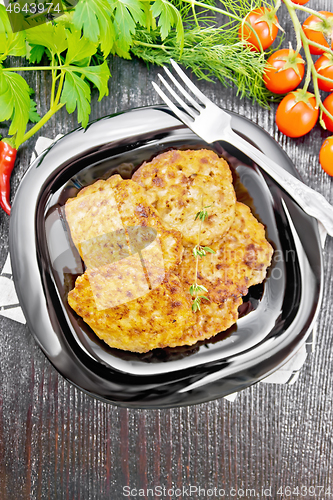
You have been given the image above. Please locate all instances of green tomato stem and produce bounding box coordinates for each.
[306,39,333,58]
[283,0,333,127]
[286,3,332,23]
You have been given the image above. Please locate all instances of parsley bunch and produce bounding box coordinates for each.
[0,0,275,151]
[0,9,111,149]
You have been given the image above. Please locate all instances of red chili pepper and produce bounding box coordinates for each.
[0,141,17,215]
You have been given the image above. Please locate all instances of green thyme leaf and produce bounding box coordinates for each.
[202,246,216,254]
[191,295,209,312]
[199,295,209,301]
[192,298,201,312]
[195,209,209,221]
[189,284,208,295]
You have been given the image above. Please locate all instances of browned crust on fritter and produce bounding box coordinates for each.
[68,271,196,353]
[179,297,243,346]
[178,202,274,304]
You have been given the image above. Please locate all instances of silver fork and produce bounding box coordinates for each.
[152,59,333,237]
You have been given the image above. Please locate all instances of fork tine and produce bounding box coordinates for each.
[157,74,197,120]
[152,82,194,126]
[163,66,203,113]
[170,59,211,106]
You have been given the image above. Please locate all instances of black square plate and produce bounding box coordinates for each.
[9,106,323,408]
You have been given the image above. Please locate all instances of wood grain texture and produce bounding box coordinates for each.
[1,1,332,498]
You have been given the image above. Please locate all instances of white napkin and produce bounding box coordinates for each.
[0,135,63,324]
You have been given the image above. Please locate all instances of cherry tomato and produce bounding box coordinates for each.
[291,0,309,4]
[319,136,333,176]
[322,93,333,132]
[239,7,279,51]
[314,54,333,92]
[302,12,333,55]
[275,90,319,137]
[264,49,305,94]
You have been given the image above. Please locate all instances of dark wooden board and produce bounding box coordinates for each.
[0,1,332,498]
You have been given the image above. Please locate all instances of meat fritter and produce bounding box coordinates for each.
[68,271,196,353]
[65,175,183,272]
[132,149,236,247]
[179,202,274,303]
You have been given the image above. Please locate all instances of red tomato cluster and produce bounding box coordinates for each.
[239,4,333,175]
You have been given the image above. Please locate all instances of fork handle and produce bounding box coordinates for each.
[225,128,333,237]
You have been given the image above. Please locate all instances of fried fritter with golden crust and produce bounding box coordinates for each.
[132,149,236,247]
[179,202,274,304]
[65,175,183,272]
[179,297,243,346]
[68,270,196,353]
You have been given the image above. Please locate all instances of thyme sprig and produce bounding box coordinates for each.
[190,283,209,313]
[189,198,216,313]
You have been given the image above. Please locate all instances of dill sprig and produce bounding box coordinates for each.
[189,198,216,313]
[131,0,280,107]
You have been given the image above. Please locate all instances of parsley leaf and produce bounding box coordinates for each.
[151,0,184,49]
[0,69,31,146]
[27,45,46,64]
[65,30,98,64]
[25,23,68,55]
[110,0,146,55]
[60,71,91,127]
[0,32,27,61]
[28,99,41,123]
[72,0,115,57]
[0,5,11,34]
[78,62,111,100]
